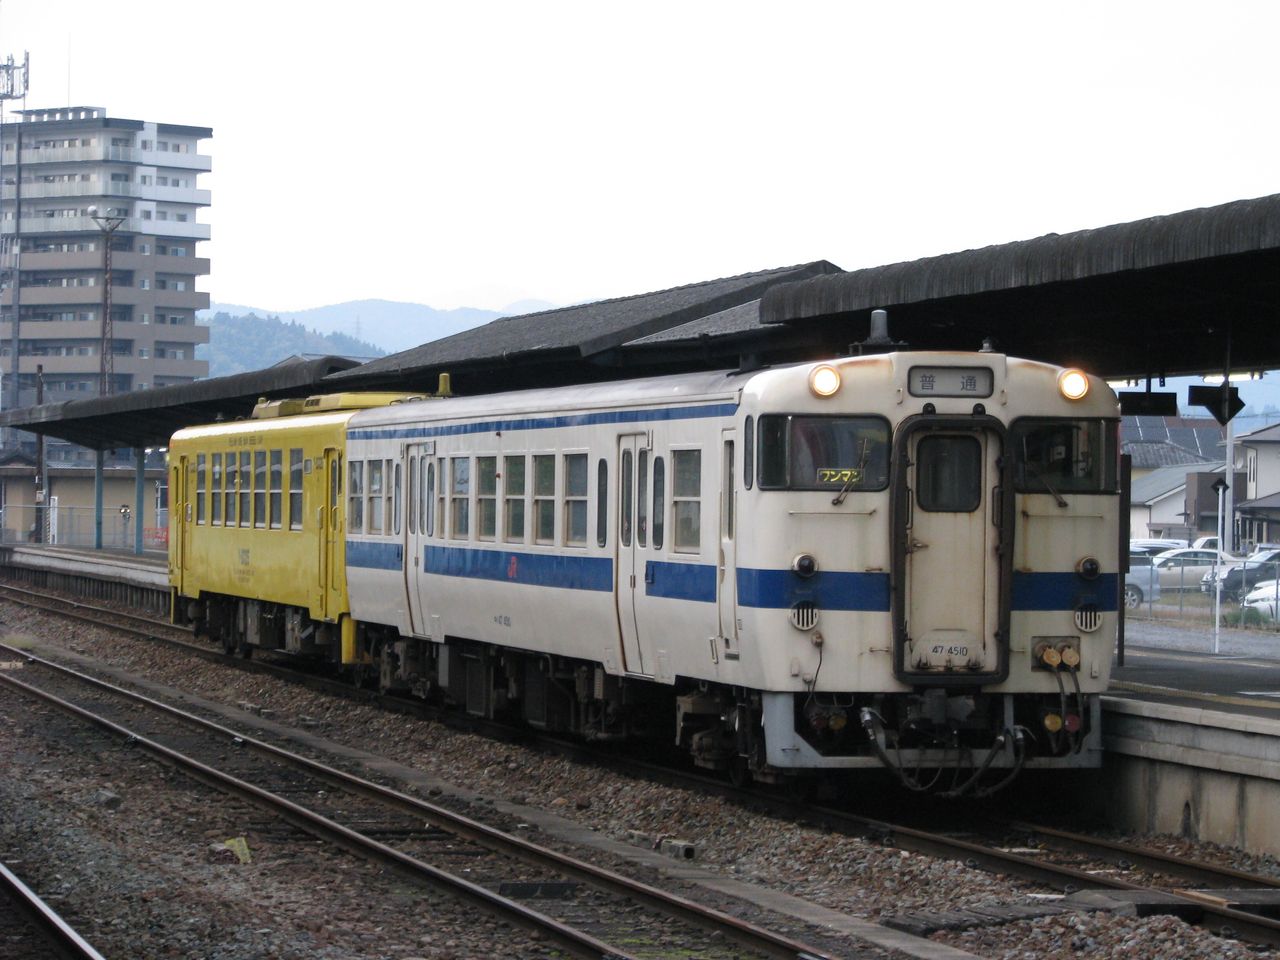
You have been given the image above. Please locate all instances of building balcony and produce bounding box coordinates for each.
[14,250,211,275]
[17,145,212,173]
[152,289,212,311]
[0,216,212,240]
[1,182,211,205]
[0,320,96,339]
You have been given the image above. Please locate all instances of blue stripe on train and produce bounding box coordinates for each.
[347,402,739,441]
[425,545,614,591]
[1010,572,1119,612]
[346,539,403,570]
[736,568,892,611]
[347,543,1115,613]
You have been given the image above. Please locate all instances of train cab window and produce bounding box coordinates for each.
[196,454,206,524]
[211,454,222,524]
[504,455,525,542]
[425,460,436,537]
[757,415,890,491]
[743,416,754,491]
[348,460,364,533]
[368,460,384,534]
[289,449,303,530]
[533,454,555,544]
[451,457,471,538]
[637,450,649,547]
[596,458,607,548]
[393,462,402,535]
[269,450,283,529]
[239,453,252,527]
[253,451,267,527]
[564,453,587,546]
[916,435,982,512]
[477,456,497,540]
[1009,418,1119,495]
[652,456,665,550]
[672,449,701,553]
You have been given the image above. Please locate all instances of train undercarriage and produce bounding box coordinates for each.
[180,592,1098,795]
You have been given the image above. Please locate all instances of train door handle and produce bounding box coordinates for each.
[908,538,929,552]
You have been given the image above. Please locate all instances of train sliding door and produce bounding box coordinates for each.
[403,443,436,637]
[614,433,653,676]
[893,421,1009,683]
[321,448,343,621]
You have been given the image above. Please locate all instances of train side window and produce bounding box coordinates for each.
[504,455,526,542]
[722,439,734,540]
[652,456,665,549]
[596,458,607,548]
[620,449,633,548]
[533,454,555,544]
[408,455,418,535]
[436,459,446,537]
[673,449,700,553]
[477,456,497,540]
[225,456,237,526]
[393,461,402,535]
[348,459,364,533]
[289,449,303,530]
[425,460,436,537]
[253,451,267,528]
[210,453,222,524]
[269,450,283,529]
[637,449,649,547]
[196,454,206,524]
[368,460,384,534]
[743,416,754,491]
[239,453,252,527]
[450,457,471,538]
[564,453,587,546]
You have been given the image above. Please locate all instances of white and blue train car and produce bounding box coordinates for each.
[338,350,1121,793]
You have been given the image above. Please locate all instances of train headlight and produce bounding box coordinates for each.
[1076,556,1101,580]
[809,364,841,397]
[1058,368,1090,401]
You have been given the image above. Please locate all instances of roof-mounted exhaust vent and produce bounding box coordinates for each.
[853,308,907,356]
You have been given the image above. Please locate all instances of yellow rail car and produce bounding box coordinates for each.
[168,393,412,663]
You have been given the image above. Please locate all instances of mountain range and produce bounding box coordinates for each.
[201,298,556,354]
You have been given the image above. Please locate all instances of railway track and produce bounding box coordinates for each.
[6,578,1280,952]
[0,860,107,960]
[0,641,841,960]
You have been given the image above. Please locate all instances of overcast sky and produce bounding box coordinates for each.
[1,1,1277,316]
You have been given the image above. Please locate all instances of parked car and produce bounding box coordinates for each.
[1200,547,1280,600]
[1130,538,1188,555]
[1125,555,1162,609]
[1150,548,1237,591]
[1242,580,1280,621]
[1192,536,1220,550]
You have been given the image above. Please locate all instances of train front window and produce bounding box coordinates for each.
[1010,418,1118,495]
[757,415,890,491]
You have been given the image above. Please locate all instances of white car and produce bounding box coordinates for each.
[1242,580,1280,620]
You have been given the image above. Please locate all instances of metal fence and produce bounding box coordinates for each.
[1129,555,1280,628]
[0,502,168,550]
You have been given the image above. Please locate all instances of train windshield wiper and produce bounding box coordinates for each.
[1021,443,1068,509]
[832,438,872,506]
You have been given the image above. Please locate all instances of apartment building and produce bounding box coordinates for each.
[0,106,211,457]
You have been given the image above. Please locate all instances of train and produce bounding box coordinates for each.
[168,347,1121,796]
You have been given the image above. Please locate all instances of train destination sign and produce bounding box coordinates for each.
[908,366,994,398]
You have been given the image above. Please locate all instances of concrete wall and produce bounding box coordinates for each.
[1102,697,1280,855]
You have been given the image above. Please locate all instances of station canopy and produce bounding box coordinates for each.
[4,193,1279,450]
